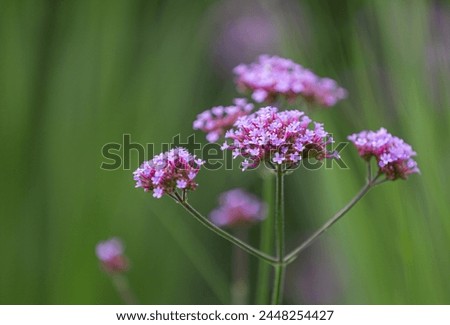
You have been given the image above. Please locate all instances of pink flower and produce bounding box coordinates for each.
[348,128,420,180]
[210,188,266,227]
[301,77,348,107]
[222,106,335,171]
[233,55,347,107]
[272,152,285,164]
[193,98,254,142]
[96,238,128,273]
[133,148,204,198]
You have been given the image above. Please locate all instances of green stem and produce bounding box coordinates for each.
[255,174,275,304]
[177,199,277,265]
[271,166,285,305]
[284,175,381,264]
[271,265,286,305]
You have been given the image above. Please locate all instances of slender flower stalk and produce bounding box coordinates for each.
[110,274,138,305]
[231,229,249,305]
[173,196,277,265]
[96,238,138,304]
[255,173,275,304]
[284,168,382,264]
[152,205,229,303]
[271,165,286,305]
[283,129,420,265]
[208,188,266,304]
[130,76,420,306]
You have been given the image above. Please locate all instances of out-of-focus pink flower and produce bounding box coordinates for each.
[193,98,254,142]
[133,148,204,198]
[286,242,343,304]
[426,4,450,107]
[222,106,335,171]
[96,238,128,273]
[210,188,266,227]
[301,76,348,107]
[348,128,419,180]
[209,0,280,76]
[234,55,347,107]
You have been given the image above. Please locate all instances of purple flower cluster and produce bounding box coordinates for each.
[348,128,419,180]
[96,238,128,273]
[210,188,266,227]
[223,107,335,171]
[300,72,348,107]
[133,148,204,198]
[233,55,347,107]
[193,98,254,142]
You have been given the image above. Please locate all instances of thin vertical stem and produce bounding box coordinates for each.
[271,166,285,305]
[255,173,275,304]
[110,274,138,305]
[231,229,249,305]
[271,265,285,305]
[367,160,373,183]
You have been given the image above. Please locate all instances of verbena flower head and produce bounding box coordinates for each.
[96,238,128,273]
[233,54,347,107]
[301,74,348,107]
[210,188,266,227]
[223,106,336,171]
[348,128,419,180]
[133,148,204,198]
[193,98,254,142]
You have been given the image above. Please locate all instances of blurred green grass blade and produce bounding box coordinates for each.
[148,205,230,304]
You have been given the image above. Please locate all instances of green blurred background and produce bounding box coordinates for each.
[1,0,449,304]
